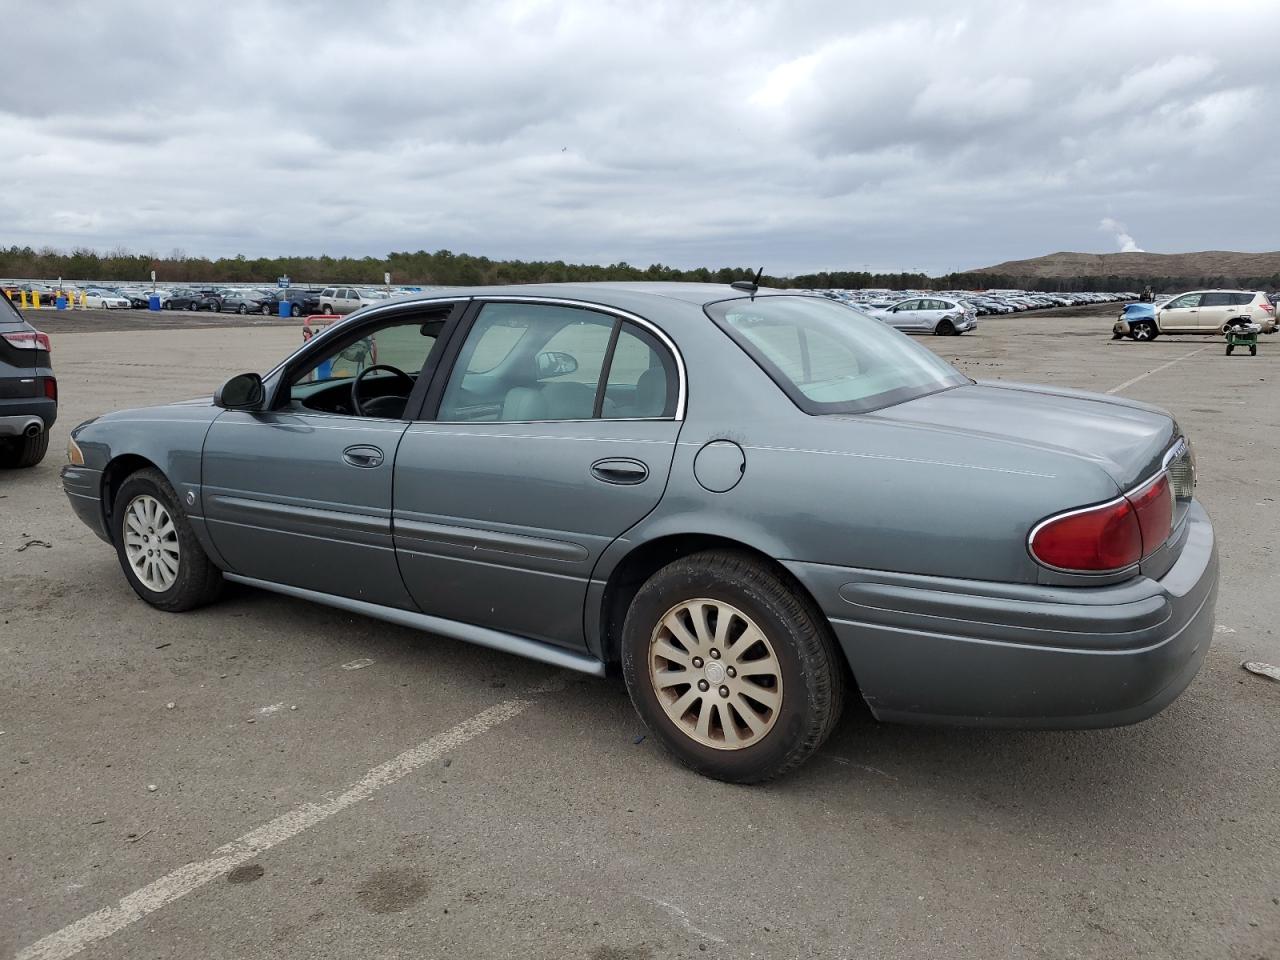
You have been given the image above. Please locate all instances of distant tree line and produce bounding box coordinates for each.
[1,245,1276,292]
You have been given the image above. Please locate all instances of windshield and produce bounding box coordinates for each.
[706,295,969,414]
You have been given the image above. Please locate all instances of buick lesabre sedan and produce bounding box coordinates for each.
[61,283,1218,782]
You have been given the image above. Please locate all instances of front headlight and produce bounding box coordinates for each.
[67,436,85,466]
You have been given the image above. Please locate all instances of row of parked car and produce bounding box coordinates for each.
[798,289,1135,336]
[0,281,402,317]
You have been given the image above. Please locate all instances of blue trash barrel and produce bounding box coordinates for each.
[316,359,333,380]
[148,295,161,311]
[278,298,291,318]
[55,295,68,310]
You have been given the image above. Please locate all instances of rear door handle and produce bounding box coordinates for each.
[590,458,648,485]
[343,444,384,468]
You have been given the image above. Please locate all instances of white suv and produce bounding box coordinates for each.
[1114,289,1276,340]
[318,287,366,315]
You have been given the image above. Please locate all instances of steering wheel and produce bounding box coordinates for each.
[352,364,414,418]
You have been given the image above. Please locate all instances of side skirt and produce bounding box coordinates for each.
[222,573,608,677]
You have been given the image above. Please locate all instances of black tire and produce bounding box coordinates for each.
[290,303,302,318]
[238,304,248,314]
[0,429,50,468]
[934,318,957,336]
[620,550,846,784]
[111,468,223,612]
[1130,320,1157,341]
[261,304,272,316]
[1226,344,1234,355]
[211,302,221,313]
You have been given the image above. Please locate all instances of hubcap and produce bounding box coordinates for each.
[123,494,180,593]
[648,599,783,751]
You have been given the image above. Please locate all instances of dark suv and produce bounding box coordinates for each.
[0,292,56,467]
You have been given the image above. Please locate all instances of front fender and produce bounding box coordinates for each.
[68,405,227,567]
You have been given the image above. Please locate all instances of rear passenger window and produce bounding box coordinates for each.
[1201,292,1231,306]
[603,324,676,418]
[436,304,678,423]
[1232,293,1256,306]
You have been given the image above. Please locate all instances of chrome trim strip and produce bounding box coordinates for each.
[394,518,589,563]
[223,573,607,676]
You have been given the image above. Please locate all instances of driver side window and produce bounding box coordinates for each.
[286,314,446,417]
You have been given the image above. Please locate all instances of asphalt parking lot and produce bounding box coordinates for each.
[3,307,1278,960]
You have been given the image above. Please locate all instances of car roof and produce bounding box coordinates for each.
[377,281,801,313]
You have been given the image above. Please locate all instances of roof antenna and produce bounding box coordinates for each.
[729,267,765,300]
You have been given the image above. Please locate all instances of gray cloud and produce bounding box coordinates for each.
[4,0,1278,274]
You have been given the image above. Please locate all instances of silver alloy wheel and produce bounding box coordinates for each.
[648,598,783,750]
[122,494,180,593]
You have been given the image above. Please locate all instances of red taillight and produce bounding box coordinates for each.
[1,330,51,351]
[1129,473,1172,556]
[1030,473,1175,573]
[42,376,57,402]
[1029,498,1142,572]
[1260,302,1275,313]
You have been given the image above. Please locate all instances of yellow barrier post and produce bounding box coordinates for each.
[32,290,41,309]
[18,290,27,309]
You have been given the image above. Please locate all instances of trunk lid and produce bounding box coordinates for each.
[865,381,1177,490]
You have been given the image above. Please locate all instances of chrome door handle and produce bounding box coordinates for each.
[342,444,384,468]
[590,458,648,485]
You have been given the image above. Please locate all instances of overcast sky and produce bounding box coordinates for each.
[5,0,1279,274]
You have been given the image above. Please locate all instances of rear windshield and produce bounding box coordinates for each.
[706,295,969,414]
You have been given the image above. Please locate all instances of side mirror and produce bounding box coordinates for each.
[535,351,578,378]
[214,372,265,410]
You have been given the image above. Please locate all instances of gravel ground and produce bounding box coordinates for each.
[2,307,1277,960]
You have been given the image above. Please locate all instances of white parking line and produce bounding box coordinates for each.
[1106,346,1209,395]
[16,676,565,960]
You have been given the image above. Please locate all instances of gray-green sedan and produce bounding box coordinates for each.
[61,282,1217,782]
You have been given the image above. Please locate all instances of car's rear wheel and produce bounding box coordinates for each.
[935,318,956,336]
[238,304,248,314]
[290,303,302,317]
[620,550,845,783]
[1130,320,1157,341]
[112,468,223,612]
[0,429,50,468]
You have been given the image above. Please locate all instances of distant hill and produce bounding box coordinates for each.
[969,250,1280,288]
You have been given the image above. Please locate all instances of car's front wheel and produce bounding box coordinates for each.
[1130,320,1157,341]
[0,429,50,468]
[290,303,302,317]
[112,468,223,612]
[620,550,846,783]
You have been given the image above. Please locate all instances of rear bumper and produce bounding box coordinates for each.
[0,396,57,434]
[784,501,1218,728]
